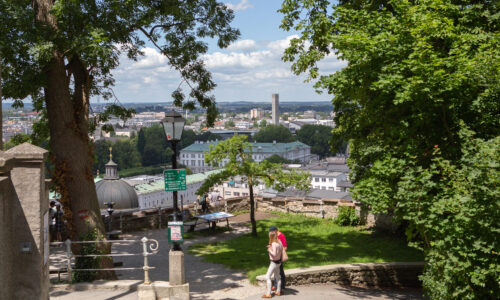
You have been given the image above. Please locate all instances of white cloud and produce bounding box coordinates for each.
[109,36,345,102]
[227,39,258,52]
[225,0,253,12]
[267,35,300,52]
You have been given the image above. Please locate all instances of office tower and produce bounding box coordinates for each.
[272,94,279,125]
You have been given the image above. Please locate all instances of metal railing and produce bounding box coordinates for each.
[50,237,159,284]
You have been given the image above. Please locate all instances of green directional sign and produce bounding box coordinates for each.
[164,169,186,191]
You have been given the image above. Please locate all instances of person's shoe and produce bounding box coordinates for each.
[275,291,282,296]
[261,294,272,298]
[271,286,276,291]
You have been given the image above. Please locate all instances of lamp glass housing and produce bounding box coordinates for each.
[161,111,185,141]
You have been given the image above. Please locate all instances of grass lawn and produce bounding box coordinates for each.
[188,213,423,283]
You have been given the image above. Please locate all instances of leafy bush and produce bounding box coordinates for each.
[333,206,360,226]
[72,229,100,283]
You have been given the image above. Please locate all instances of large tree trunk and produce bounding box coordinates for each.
[34,0,115,280]
[0,58,3,150]
[248,178,257,237]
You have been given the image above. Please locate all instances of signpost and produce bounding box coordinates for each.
[164,169,186,191]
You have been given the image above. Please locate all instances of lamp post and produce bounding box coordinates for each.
[161,111,185,251]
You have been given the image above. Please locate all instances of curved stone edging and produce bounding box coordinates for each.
[256,262,425,288]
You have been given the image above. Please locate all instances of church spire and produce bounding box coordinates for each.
[104,146,119,179]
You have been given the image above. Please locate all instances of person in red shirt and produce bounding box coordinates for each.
[270,226,287,292]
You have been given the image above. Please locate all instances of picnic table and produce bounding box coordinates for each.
[186,212,235,232]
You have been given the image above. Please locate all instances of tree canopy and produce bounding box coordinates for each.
[0,0,239,262]
[253,124,295,143]
[296,124,340,158]
[280,0,500,298]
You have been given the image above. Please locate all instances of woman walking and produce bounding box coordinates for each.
[262,230,283,298]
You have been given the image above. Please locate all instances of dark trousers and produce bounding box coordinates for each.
[273,262,286,289]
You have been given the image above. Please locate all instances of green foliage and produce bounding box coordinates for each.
[189,214,423,283]
[280,1,500,298]
[3,133,32,150]
[264,154,291,164]
[253,125,295,143]
[73,228,100,283]
[259,120,267,128]
[118,166,164,178]
[333,206,360,226]
[224,120,235,128]
[194,131,221,143]
[0,0,240,126]
[296,124,339,158]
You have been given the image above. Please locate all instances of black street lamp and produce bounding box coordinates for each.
[160,111,185,251]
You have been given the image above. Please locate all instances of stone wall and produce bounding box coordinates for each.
[108,196,395,233]
[257,262,424,288]
[222,196,384,228]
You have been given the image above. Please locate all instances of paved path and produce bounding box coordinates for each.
[49,213,422,300]
[244,284,422,300]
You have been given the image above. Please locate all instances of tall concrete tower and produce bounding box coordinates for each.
[272,93,279,125]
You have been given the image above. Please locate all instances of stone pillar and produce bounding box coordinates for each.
[169,250,185,285]
[0,151,15,300]
[4,143,50,300]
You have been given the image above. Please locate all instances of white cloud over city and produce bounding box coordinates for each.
[109,35,347,103]
[224,0,253,12]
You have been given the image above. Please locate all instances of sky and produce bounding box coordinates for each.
[107,0,347,104]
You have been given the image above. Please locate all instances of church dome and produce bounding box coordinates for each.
[96,147,138,210]
[96,179,139,209]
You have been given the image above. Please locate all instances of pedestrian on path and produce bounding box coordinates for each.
[54,204,64,242]
[263,230,282,298]
[270,225,287,293]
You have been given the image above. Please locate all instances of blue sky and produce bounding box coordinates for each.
[109,0,346,103]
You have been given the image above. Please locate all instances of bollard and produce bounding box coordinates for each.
[320,200,325,219]
[158,207,162,229]
[141,237,151,284]
[120,212,123,231]
[65,239,72,281]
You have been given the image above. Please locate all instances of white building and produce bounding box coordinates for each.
[213,176,265,199]
[132,170,222,209]
[180,141,314,173]
[250,108,264,119]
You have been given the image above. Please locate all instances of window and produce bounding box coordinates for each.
[225,191,231,195]
[233,192,240,196]
[191,154,195,158]
[191,160,195,166]
[329,178,334,182]
[328,187,334,190]
[242,193,249,196]
[314,177,319,182]
[322,178,326,182]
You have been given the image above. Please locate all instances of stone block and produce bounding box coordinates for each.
[169,250,185,285]
[138,281,189,300]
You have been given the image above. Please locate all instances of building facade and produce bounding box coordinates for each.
[180,140,314,173]
[131,170,222,209]
[250,108,264,119]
